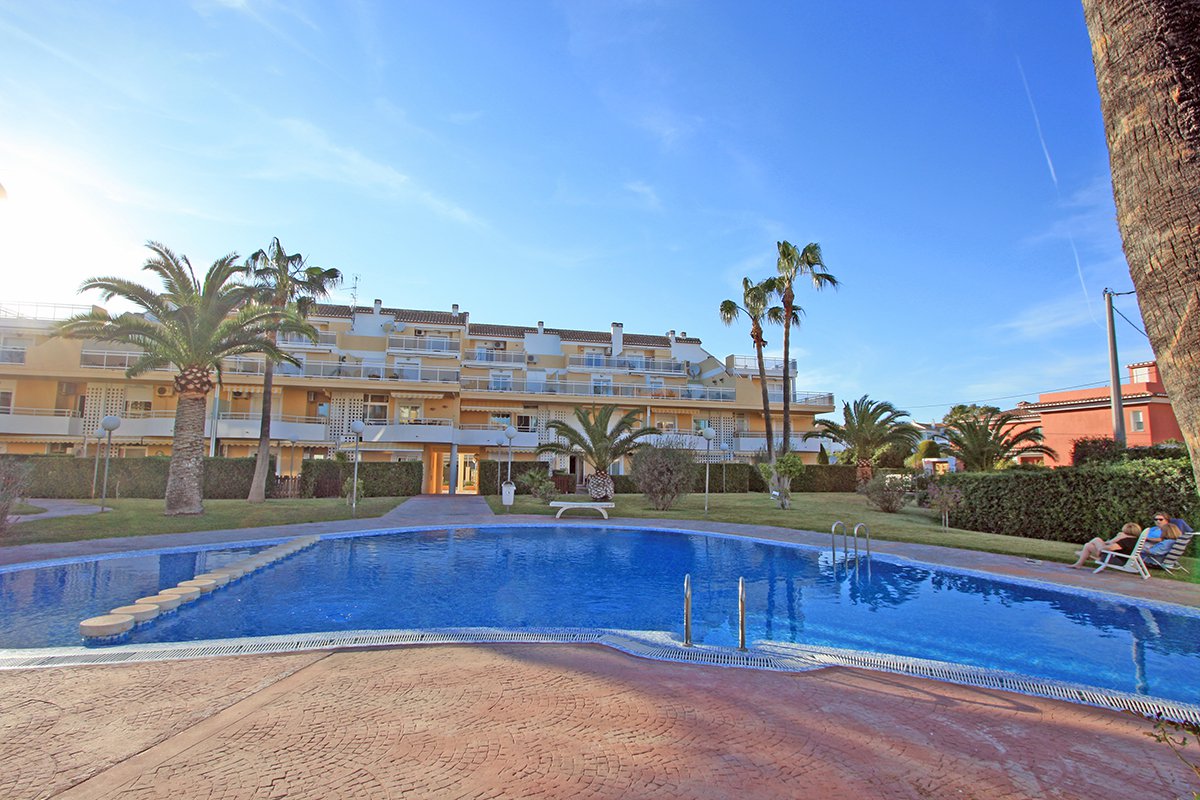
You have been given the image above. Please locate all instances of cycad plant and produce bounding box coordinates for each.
[245,238,340,503]
[57,242,311,515]
[940,409,1058,471]
[805,395,919,484]
[535,405,658,500]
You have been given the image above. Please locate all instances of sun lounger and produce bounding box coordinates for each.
[1093,529,1151,580]
[549,501,615,519]
[1143,531,1193,575]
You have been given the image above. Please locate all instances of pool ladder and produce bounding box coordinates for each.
[682,573,748,652]
[831,521,871,562]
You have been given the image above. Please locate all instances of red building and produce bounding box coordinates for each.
[1009,361,1182,467]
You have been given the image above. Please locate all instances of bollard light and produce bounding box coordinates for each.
[349,419,365,515]
[91,427,105,499]
[702,427,715,513]
[99,415,121,512]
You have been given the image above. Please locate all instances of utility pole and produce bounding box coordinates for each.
[1104,289,1126,447]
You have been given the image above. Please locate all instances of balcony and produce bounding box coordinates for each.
[225,358,460,384]
[0,302,92,321]
[463,349,527,366]
[116,409,178,438]
[567,355,686,375]
[455,424,540,447]
[732,432,832,454]
[278,331,338,349]
[729,355,797,376]
[0,407,80,436]
[0,346,27,365]
[214,412,328,441]
[767,390,835,409]
[460,377,735,402]
[386,335,460,356]
[80,350,167,370]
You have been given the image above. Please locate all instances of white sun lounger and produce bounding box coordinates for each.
[1093,529,1151,580]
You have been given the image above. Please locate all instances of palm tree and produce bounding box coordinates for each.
[804,395,919,484]
[940,410,1058,472]
[774,241,837,454]
[1082,0,1200,492]
[719,276,780,464]
[57,242,311,516]
[245,238,341,503]
[534,405,658,500]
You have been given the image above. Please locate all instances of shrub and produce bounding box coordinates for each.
[1073,436,1191,466]
[631,446,696,510]
[300,461,422,498]
[0,459,32,534]
[0,455,272,499]
[517,470,559,503]
[342,475,364,503]
[858,475,907,513]
[940,458,1196,542]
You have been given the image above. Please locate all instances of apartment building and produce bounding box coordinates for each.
[0,300,835,494]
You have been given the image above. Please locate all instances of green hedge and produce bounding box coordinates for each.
[746,463,856,493]
[1072,436,1191,467]
[939,458,1197,542]
[478,460,555,495]
[300,460,422,498]
[0,455,275,499]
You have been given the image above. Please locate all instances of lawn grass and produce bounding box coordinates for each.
[2,497,407,547]
[10,502,47,515]
[488,492,1200,582]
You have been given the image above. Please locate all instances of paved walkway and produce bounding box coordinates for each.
[5,497,104,527]
[3,643,1193,799]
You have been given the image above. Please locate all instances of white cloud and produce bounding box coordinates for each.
[623,180,661,210]
[993,295,1104,340]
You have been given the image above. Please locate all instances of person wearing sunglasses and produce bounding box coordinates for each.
[1143,510,1192,559]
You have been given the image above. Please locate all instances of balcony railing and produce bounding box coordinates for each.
[0,302,91,320]
[767,390,835,407]
[0,346,27,364]
[387,416,453,426]
[278,331,338,349]
[386,335,460,354]
[80,350,162,370]
[460,377,734,402]
[217,412,328,425]
[567,355,686,374]
[730,355,796,375]
[224,358,460,383]
[463,350,527,365]
[0,406,78,417]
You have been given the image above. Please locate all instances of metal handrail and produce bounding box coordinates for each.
[853,523,871,559]
[831,521,846,561]
[459,377,735,402]
[737,576,747,652]
[566,354,687,374]
[683,574,692,647]
[463,350,527,364]
[387,335,460,353]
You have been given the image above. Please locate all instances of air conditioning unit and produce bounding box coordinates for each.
[492,341,506,350]
[155,386,173,397]
[57,382,78,395]
[526,354,536,363]
[413,329,426,337]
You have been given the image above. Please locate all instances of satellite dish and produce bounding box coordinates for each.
[687,364,701,377]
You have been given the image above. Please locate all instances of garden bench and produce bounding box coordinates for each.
[549,501,615,519]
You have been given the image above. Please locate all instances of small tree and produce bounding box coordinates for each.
[631,446,695,511]
[758,452,805,509]
[517,469,559,504]
[858,475,907,513]
[0,460,32,535]
[817,444,830,465]
[926,482,963,528]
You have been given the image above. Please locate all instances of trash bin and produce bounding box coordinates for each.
[501,480,516,506]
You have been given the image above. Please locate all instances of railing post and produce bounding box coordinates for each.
[683,573,692,647]
[737,577,747,651]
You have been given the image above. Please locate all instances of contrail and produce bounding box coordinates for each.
[1018,56,1098,325]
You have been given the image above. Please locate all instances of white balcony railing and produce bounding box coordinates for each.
[767,390,834,407]
[224,358,460,384]
[0,302,91,320]
[387,335,460,354]
[0,407,80,436]
[0,406,78,417]
[278,331,338,349]
[460,377,735,402]
[80,350,162,370]
[567,355,686,374]
[0,347,27,364]
[463,350,527,365]
[730,355,796,375]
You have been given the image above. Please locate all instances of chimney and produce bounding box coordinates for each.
[537,321,544,334]
[451,303,460,318]
[667,330,676,343]
[679,331,686,338]
[373,298,382,314]
[610,322,623,355]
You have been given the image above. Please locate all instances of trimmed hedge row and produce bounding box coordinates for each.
[300,460,423,498]
[477,460,556,495]
[0,455,275,499]
[1071,436,1191,467]
[745,463,856,493]
[939,458,1197,543]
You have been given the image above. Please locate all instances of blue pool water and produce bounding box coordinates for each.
[2,526,1198,705]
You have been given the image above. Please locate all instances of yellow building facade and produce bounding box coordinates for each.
[0,300,835,494]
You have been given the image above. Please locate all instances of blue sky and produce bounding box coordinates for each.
[0,0,1154,423]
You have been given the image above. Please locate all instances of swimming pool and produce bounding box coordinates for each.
[2,525,1198,709]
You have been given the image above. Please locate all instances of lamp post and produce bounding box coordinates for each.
[349,420,365,516]
[99,415,121,512]
[702,427,715,513]
[502,425,517,511]
[90,427,104,498]
[720,442,730,492]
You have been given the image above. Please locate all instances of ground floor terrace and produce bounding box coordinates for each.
[2,498,1197,798]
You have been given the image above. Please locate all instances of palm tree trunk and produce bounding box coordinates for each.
[780,293,793,455]
[247,360,275,503]
[754,335,776,465]
[1082,0,1200,491]
[165,392,208,515]
[856,457,873,486]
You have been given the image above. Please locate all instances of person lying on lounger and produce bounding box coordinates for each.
[1070,522,1142,569]
[1141,511,1190,561]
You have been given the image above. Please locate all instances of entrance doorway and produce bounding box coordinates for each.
[439,453,480,494]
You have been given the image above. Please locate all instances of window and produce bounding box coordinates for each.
[592,375,613,396]
[47,442,72,454]
[125,400,153,416]
[473,346,494,362]
[647,377,664,391]
[394,405,422,423]
[363,394,389,423]
[316,402,330,418]
[655,413,677,432]
[428,334,450,352]
[1130,410,1145,432]
[584,349,606,368]
[490,412,512,428]
[694,418,712,432]
[489,370,513,391]
[0,390,11,414]
[516,414,537,432]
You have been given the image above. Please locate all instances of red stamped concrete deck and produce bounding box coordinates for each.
[4,643,1195,799]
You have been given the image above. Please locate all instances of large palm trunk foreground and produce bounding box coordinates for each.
[165,392,209,515]
[1083,0,1200,491]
